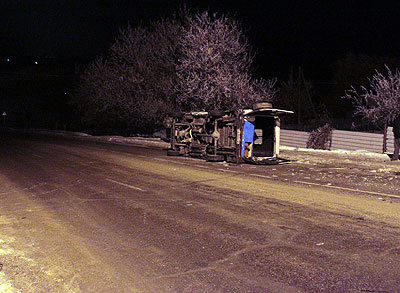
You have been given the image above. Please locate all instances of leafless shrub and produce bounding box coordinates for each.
[306,123,333,150]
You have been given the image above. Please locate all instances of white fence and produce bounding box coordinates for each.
[281,127,395,154]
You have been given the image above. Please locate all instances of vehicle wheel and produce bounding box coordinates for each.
[167,149,181,156]
[226,155,237,163]
[206,154,225,162]
[253,102,272,110]
[209,110,225,117]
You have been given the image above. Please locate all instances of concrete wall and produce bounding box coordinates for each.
[281,128,395,154]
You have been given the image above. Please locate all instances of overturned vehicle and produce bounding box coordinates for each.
[166,102,293,164]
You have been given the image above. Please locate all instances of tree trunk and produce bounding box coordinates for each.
[383,122,388,153]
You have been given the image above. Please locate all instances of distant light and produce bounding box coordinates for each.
[6,58,10,62]
[64,92,68,95]
[34,61,38,65]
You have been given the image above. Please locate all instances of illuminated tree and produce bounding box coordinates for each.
[74,10,277,133]
[343,66,400,152]
[175,11,277,111]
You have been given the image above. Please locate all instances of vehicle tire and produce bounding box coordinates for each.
[225,155,237,163]
[253,102,272,110]
[206,154,225,162]
[209,110,225,117]
[167,149,181,156]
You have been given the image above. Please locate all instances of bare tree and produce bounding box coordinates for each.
[175,11,276,111]
[328,53,400,118]
[74,10,277,133]
[74,17,181,134]
[110,18,182,112]
[343,66,400,152]
[276,67,316,125]
[73,58,118,130]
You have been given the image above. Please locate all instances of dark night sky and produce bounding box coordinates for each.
[2,0,400,80]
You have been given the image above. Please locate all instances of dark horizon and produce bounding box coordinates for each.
[2,1,400,80]
[2,1,400,131]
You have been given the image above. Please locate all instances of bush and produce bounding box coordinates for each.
[306,123,333,150]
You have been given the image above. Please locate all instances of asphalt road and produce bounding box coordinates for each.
[1,131,400,292]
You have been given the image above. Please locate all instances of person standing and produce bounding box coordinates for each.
[392,115,400,161]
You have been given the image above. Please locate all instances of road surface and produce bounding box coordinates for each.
[0,131,399,292]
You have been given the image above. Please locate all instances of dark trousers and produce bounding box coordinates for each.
[394,137,400,160]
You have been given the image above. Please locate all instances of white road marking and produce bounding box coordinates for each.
[153,157,214,170]
[293,180,400,199]
[32,153,44,158]
[105,179,146,192]
[252,174,272,179]
[151,157,400,200]
[216,168,237,173]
